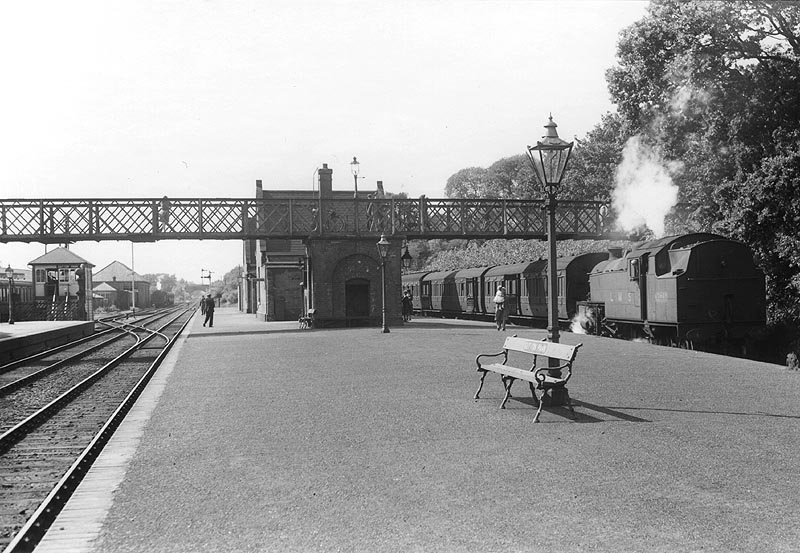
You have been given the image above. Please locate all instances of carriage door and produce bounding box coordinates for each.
[638,254,649,321]
[629,254,649,322]
[469,278,479,313]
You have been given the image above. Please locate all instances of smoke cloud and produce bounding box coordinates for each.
[611,135,680,238]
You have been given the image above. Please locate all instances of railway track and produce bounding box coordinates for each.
[0,306,195,552]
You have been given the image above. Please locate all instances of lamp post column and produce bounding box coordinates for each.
[6,276,14,325]
[376,234,390,333]
[546,192,559,345]
[381,257,389,333]
[351,157,360,235]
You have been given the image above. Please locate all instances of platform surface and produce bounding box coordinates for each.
[34,307,800,553]
[0,319,95,363]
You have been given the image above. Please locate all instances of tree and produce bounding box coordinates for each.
[444,167,494,198]
[607,0,800,219]
[720,135,800,322]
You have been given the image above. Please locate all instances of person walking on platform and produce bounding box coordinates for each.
[493,285,507,331]
[203,295,215,327]
[200,295,207,315]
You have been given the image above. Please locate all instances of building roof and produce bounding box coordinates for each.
[28,247,94,267]
[92,282,118,292]
[93,261,147,283]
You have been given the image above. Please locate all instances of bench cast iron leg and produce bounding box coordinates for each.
[500,377,515,409]
[528,382,539,406]
[564,389,576,420]
[533,390,546,423]
[474,369,488,399]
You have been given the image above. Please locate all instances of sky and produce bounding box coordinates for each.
[0,0,649,282]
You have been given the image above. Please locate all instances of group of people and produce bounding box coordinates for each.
[200,294,215,327]
[401,286,507,329]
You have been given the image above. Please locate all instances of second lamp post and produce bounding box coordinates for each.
[376,234,390,333]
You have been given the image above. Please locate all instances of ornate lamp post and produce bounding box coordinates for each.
[350,156,360,198]
[526,114,574,346]
[5,265,15,325]
[351,156,360,233]
[376,234,391,333]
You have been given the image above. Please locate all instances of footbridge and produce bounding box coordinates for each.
[0,196,617,243]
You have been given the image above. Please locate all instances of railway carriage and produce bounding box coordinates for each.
[0,270,34,322]
[401,271,432,313]
[421,270,461,316]
[454,266,493,316]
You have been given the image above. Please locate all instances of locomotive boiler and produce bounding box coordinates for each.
[587,233,766,347]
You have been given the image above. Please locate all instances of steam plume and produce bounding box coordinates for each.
[612,136,680,238]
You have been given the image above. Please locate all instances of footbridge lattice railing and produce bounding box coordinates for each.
[0,197,631,243]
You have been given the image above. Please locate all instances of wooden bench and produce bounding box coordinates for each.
[298,309,316,329]
[474,335,582,422]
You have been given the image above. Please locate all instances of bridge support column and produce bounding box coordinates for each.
[306,237,403,328]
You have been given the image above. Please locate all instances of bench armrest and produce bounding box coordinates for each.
[475,351,507,371]
[533,362,573,383]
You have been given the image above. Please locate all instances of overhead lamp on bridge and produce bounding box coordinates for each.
[401,242,413,273]
[350,156,360,198]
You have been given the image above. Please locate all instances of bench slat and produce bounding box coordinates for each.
[481,363,541,384]
[502,336,580,361]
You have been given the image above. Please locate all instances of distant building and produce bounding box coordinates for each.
[92,261,150,309]
[91,282,119,309]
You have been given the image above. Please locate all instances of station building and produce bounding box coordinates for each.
[242,166,403,327]
[92,261,151,310]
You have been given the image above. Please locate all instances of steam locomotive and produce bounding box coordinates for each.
[402,233,766,348]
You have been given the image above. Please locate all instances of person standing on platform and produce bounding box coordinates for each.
[200,295,206,315]
[401,289,413,322]
[203,295,215,327]
[493,285,507,331]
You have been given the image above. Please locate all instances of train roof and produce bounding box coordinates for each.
[627,232,725,259]
[591,233,737,275]
[401,271,432,281]
[421,269,460,281]
[484,260,547,278]
[454,266,495,279]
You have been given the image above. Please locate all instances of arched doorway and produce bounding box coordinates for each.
[346,278,370,323]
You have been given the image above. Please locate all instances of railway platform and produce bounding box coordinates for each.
[32,307,800,553]
[0,320,94,364]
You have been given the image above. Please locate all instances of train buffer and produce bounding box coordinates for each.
[474,336,582,423]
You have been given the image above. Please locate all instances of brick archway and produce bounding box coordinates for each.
[330,253,381,322]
